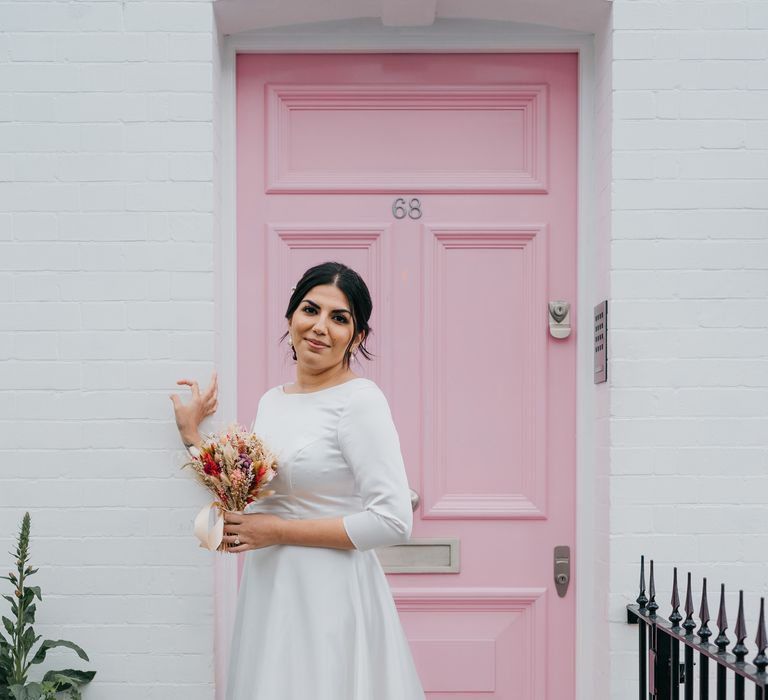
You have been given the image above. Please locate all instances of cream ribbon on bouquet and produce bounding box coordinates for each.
[193,501,226,551]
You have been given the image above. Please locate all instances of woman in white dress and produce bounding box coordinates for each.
[170,261,426,700]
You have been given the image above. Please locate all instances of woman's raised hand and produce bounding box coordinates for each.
[169,370,218,442]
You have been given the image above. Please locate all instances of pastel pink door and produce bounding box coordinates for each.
[237,53,578,698]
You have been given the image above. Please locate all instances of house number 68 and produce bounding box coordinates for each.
[392,198,423,220]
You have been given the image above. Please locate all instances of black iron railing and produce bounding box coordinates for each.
[627,556,768,700]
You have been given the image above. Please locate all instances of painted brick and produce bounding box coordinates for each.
[0,3,123,32]
[125,301,214,330]
[169,93,214,121]
[120,242,213,271]
[611,209,768,239]
[55,33,158,63]
[0,273,12,301]
[124,63,213,93]
[656,91,768,120]
[8,33,58,61]
[0,18,216,700]
[0,243,79,271]
[170,331,214,360]
[170,271,214,299]
[0,214,13,240]
[168,33,214,62]
[612,2,662,30]
[79,123,125,152]
[612,239,768,270]
[14,274,62,301]
[613,31,680,60]
[13,212,58,241]
[612,90,656,119]
[124,122,213,152]
[610,355,768,389]
[658,2,749,30]
[747,1,768,28]
[0,124,81,152]
[0,94,10,121]
[613,60,682,89]
[613,118,746,149]
[80,183,126,211]
[125,182,213,212]
[675,30,768,58]
[54,93,146,123]
[81,301,127,329]
[168,213,214,241]
[123,2,213,32]
[57,213,146,241]
[169,153,213,181]
[77,242,127,271]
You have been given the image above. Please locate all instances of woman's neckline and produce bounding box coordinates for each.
[279,377,368,395]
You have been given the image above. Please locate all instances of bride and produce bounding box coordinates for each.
[169,261,426,699]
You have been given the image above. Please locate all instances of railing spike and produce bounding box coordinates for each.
[754,597,768,673]
[698,576,712,642]
[637,555,648,609]
[715,582,729,652]
[669,566,682,627]
[733,589,748,662]
[682,571,696,635]
[648,560,658,615]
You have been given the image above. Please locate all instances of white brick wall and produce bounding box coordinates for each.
[0,2,217,698]
[611,1,768,697]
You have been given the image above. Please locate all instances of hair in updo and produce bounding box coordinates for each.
[279,261,374,368]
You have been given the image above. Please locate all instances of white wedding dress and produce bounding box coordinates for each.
[224,377,426,700]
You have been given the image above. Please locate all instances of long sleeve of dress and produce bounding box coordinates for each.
[338,385,413,551]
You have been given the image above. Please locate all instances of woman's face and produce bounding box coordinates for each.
[288,284,363,370]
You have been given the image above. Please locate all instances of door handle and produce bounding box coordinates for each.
[409,488,420,512]
[548,301,571,339]
[554,545,570,597]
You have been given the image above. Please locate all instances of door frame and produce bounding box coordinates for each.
[215,18,608,700]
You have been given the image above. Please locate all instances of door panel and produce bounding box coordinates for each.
[237,52,578,699]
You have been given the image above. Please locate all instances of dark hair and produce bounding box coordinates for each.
[279,261,374,369]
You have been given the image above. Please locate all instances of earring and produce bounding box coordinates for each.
[288,336,293,347]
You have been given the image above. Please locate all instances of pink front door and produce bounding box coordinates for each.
[237,53,578,698]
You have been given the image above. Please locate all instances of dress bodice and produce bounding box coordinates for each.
[245,377,413,551]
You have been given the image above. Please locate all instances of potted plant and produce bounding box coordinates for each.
[0,513,95,699]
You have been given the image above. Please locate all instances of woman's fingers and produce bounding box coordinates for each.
[204,371,218,399]
[176,378,201,399]
[226,543,248,554]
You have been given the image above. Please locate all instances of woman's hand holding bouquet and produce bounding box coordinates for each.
[170,371,280,552]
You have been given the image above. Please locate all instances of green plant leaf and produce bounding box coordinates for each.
[42,668,96,688]
[21,626,37,654]
[9,683,43,700]
[26,587,41,602]
[29,640,89,666]
[2,616,13,638]
[23,604,36,625]
[2,595,19,615]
